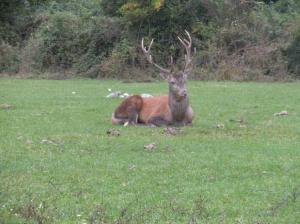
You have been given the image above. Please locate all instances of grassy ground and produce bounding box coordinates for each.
[0,79,300,224]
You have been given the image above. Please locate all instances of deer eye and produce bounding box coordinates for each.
[170,81,175,85]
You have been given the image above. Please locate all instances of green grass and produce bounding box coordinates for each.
[1,79,300,224]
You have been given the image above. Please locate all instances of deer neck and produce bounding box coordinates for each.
[168,91,189,122]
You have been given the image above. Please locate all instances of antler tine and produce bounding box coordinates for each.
[169,55,175,72]
[185,30,192,46]
[141,38,171,76]
[170,56,174,65]
[177,30,193,78]
[177,36,187,47]
[149,39,154,50]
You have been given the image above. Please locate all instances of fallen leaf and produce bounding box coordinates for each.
[274,111,288,116]
[0,104,12,109]
[163,127,183,136]
[229,118,244,123]
[215,123,225,129]
[128,164,137,170]
[41,139,55,144]
[106,129,121,136]
[106,91,122,98]
[144,143,156,151]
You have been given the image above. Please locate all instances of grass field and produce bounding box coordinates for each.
[1,79,300,224]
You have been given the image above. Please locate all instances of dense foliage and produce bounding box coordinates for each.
[1,0,300,80]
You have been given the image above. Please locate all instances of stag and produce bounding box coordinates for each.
[112,31,194,126]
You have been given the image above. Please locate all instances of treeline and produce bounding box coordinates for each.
[0,0,300,80]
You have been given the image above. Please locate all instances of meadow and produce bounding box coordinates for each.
[0,79,300,223]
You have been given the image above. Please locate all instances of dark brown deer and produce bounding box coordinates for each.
[112,31,194,126]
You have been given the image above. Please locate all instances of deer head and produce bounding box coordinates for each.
[141,31,194,102]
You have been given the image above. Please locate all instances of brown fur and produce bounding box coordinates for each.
[112,95,143,125]
[138,96,171,124]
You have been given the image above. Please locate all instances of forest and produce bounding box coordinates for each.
[1,0,300,80]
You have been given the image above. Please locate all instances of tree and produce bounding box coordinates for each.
[101,0,215,63]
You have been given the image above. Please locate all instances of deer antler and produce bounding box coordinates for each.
[141,31,194,79]
[141,38,171,78]
[177,30,194,78]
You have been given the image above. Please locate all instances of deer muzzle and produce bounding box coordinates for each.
[180,90,187,98]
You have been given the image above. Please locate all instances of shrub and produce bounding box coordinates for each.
[19,12,122,77]
[0,42,19,74]
[286,26,300,77]
[19,33,45,74]
[99,39,141,79]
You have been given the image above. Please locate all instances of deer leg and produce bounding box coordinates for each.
[125,106,139,125]
[128,111,138,125]
[148,117,170,127]
[183,106,194,125]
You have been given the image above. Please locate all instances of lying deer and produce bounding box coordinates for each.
[112,31,194,126]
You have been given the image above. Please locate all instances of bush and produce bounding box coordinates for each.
[0,42,19,74]
[190,0,293,81]
[99,39,142,79]
[19,12,122,77]
[286,26,300,77]
[19,33,45,74]
[1,0,300,80]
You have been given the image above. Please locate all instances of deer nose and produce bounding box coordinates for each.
[182,90,187,97]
